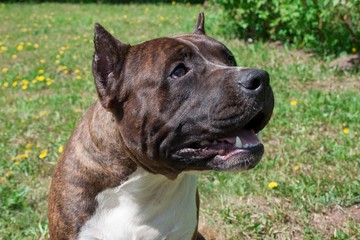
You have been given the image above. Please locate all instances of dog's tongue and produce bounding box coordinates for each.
[238,129,260,145]
[220,129,260,147]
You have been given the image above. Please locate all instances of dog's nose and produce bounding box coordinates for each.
[238,69,269,90]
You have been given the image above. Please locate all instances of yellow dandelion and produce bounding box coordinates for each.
[268,182,278,189]
[46,81,52,86]
[12,81,18,87]
[11,157,16,161]
[26,42,32,46]
[40,111,47,116]
[56,54,60,59]
[15,161,21,166]
[290,100,297,106]
[34,43,39,48]
[58,146,64,153]
[26,143,32,149]
[12,54,17,59]
[32,79,37,84]
[5,171,14,177]
[22,85,28,90]
[16,44,24,51]
[74,68,80,74]
[352,47,357,53]
[294,165,300,171]
[0,177,5,183]
[39,149,48,159]
[0,46,8,52]
[36,75,45,81]
[38,69,44,74]
[40,59,46,64]
[3,82,9,87]
[343,127,349,134]
[22,79,29,85]
[35,115,39,119]
[55,60,60,64]
[76,75,82,80]
[2,67,9,73]
[172,1,176,5]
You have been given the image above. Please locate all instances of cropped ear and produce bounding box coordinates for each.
[193,12,205,35]
[93,23,130,110]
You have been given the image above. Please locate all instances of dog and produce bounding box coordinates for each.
[48,13,274,240]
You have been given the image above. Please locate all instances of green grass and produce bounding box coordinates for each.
[0,3,359,240]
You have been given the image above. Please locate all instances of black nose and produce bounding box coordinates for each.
[238,69,269,90]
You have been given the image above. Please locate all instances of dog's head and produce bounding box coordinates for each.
[92,13,274,178]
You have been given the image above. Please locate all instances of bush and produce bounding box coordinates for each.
[211,0,360,57]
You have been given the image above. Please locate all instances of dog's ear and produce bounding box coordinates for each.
[194,12,205,35]
[93,23,130,110]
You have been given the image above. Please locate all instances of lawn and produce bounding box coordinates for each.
[0,2,359,240]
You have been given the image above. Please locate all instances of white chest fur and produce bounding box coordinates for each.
[78,167,198,240]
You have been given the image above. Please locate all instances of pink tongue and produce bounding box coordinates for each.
[238,129,260,145]
[220,129,260,145]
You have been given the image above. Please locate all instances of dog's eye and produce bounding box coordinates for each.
[170,64,188,79]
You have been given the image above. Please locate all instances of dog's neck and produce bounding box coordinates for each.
[78,167,198,240]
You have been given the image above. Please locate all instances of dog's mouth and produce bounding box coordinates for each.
[170,114,267,171]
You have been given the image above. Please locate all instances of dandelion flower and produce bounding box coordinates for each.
[36,75,45,81]
[34,43,39,48]
[16,153,27,159]
[0,177,5,183]
[22,85,28,90]
[3,82,9,87]
[38,69,44,74]
[58,146,64,153]
[2,67,9,73]
[343,128,349,134]
[5,171,14,177]
[16,44,24,51]
[39,149,48,159]
[15,161,20,166]
[12,54,17,59]
[26,143,32,149]
[294,165,300,171]
[0,46,8,52]
[268,182,278,189]
[290,100,297,106]
[12,81,18,87]
[352,48,357,53]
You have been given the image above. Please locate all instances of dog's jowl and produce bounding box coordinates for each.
[48,13,274,240]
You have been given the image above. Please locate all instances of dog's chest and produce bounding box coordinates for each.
[78,167,198,240]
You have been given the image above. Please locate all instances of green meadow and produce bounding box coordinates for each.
[0,3,359,239]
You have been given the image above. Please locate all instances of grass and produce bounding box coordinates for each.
[0,2,359,240]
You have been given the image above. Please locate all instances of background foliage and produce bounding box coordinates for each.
[210,0,360,57]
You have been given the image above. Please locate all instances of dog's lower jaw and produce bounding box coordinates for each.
[78,167,199,240]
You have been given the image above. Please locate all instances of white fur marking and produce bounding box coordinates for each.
[78,167,198,240]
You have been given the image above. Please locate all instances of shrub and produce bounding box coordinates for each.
[211,0,360,57]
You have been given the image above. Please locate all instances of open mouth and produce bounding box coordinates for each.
[172,128,264,171]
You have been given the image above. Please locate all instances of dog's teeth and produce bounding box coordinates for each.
[235,136,243,148]
[256,132,261,141]
[200,140,211,146]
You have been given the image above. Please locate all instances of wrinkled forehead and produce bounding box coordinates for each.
[129,34,235,67]
[172,34,236,65]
